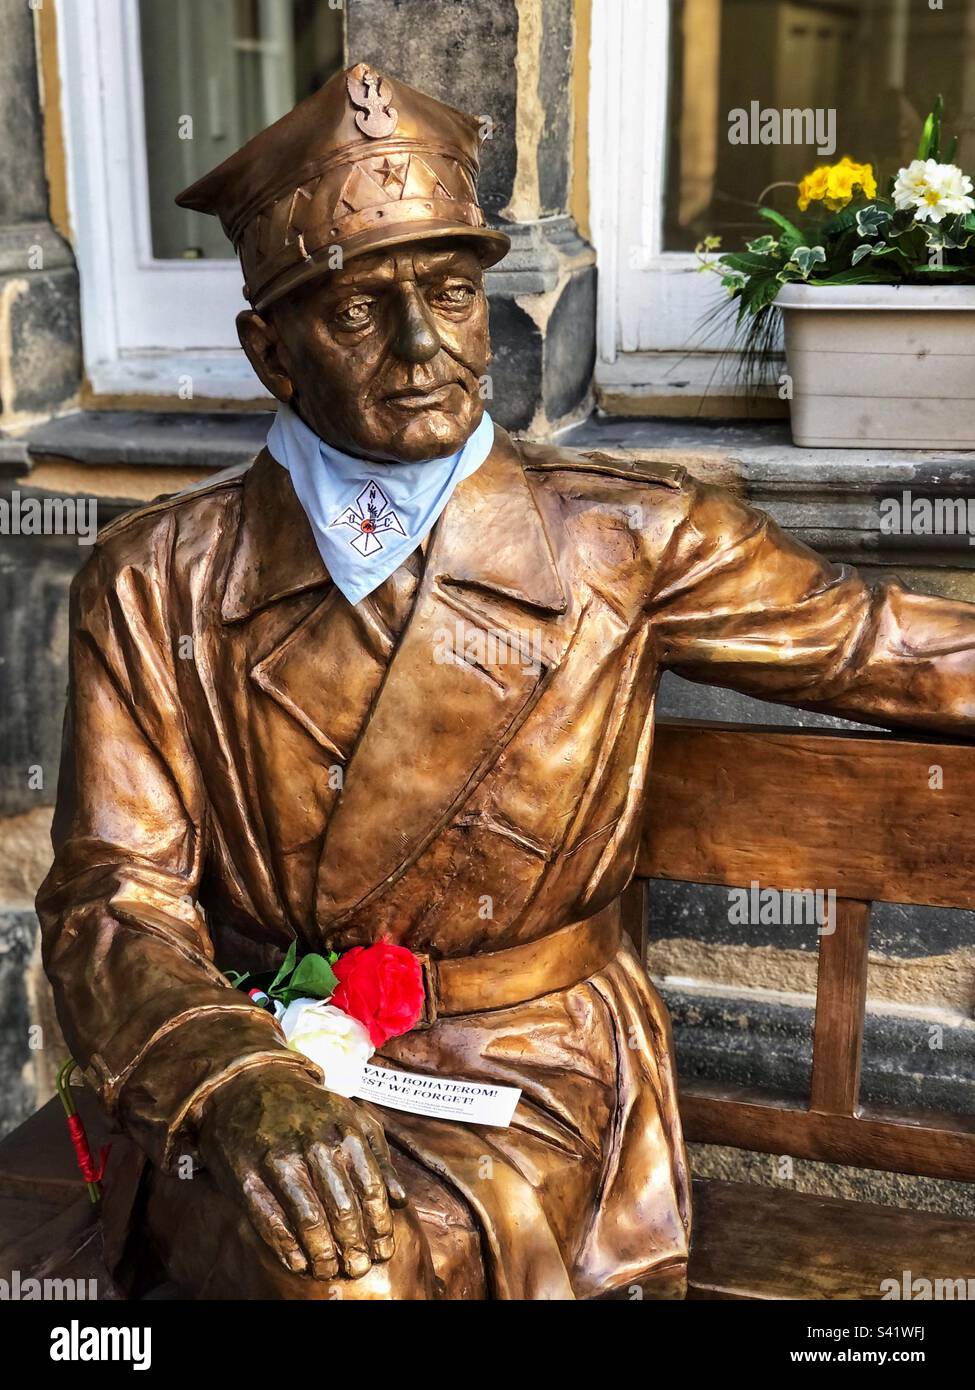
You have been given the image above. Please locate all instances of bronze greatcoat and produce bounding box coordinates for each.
[37,426,975,1298]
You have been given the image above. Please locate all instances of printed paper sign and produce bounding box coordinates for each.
[354,1063,522,1127]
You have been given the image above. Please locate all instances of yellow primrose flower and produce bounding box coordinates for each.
[797,165,829,210]
[797,157,876,212]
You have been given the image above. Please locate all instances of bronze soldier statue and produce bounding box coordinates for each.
[37,64,975,1300]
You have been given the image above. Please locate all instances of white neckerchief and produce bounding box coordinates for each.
[267,405,494,605]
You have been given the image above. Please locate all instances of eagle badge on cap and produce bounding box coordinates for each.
[346,66,399,139]
[175,62,510,310]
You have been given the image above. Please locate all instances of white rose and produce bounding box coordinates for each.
[279,998,374,1098]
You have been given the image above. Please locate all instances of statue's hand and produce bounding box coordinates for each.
[197,1068,408,1280]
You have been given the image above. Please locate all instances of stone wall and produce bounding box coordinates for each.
[347,0,597,435]
[0,0,80,431]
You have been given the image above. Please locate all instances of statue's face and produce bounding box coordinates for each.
[238,241,490,463]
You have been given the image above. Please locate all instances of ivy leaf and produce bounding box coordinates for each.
[850,244,873,265]
[745,233,779,255]
[888,208,920,238]
[925,214,972,250]
[789,245,827,278]
[855,205,891,239]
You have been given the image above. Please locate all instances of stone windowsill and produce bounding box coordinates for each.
[3,410,975,569]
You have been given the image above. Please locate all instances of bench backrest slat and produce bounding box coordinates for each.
[638,720,975,907]
[632,718,975,1182]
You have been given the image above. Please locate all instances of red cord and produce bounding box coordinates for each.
[66,1113,110,1183]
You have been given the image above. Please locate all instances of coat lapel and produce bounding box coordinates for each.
[223,450,407,761]
[315,427,569,926]
[221,449,327,623]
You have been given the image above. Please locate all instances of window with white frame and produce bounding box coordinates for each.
[56,0,343,400]
[589,0,975,403]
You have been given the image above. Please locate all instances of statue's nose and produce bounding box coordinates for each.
[391,285,441,363]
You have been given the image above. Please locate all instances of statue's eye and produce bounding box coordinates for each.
[334,298,374,328]
[431,283,475,309]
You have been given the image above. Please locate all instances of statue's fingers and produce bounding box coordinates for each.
[358,1109,408,1209]
[337,1126,396,1261]
[305,1140,372,1279]
[264,1153,341,1281]
[240,1169,308,1276]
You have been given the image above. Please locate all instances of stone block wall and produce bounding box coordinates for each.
[348,0,597,436]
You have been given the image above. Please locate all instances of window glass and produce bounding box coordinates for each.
[139,0,344,259]
[665,0,975,252]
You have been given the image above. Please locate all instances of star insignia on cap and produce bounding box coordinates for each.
[374,156,409,190]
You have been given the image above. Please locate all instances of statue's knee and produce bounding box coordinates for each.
[321,1206,437,1302]
[145,1169,436,1300]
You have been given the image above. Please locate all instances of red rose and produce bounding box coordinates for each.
[331,942,425,1048]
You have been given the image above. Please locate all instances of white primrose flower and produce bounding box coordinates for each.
[894,158,975,224]
[893,158,934,209]
[279,997,374,1097]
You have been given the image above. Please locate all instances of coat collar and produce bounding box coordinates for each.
[221,448,327,623]
[430,425,566,614]
[221,428,565,622]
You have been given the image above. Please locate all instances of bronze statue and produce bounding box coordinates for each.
[36,64,975,1300]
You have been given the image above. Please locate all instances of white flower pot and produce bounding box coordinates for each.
[777,283,975,449]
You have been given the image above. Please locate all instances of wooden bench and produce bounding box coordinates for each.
[622,717,975,1300]
[2,717,974,1299]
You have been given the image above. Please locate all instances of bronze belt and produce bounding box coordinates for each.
[414,904,623,1025]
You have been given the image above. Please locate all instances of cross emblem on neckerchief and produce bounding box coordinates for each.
[329,479,407,556]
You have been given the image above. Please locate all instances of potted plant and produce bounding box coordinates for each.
[701,99,975,448]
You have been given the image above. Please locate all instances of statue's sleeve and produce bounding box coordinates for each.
[651,477,975,734]
[36,535,320,1173]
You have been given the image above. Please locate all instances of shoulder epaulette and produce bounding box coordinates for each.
[94,460,251,547]
[525,448,687,490]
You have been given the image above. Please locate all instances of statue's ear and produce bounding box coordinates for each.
[236,309,295,404]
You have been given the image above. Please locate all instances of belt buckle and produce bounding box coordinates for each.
[414,951,438,1028]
